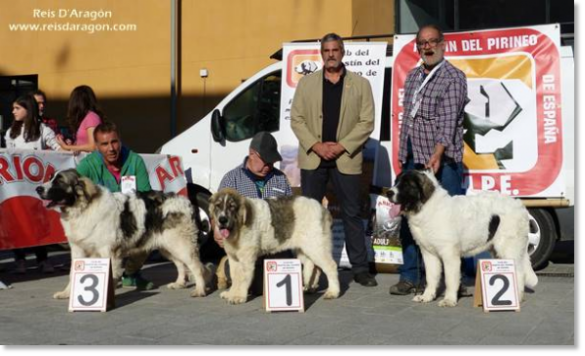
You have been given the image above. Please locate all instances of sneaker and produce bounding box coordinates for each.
[389,280,416,295]
[353,272,378,287]
[38,261,54,274]
[122,273,155,290]
[14,260,26,274]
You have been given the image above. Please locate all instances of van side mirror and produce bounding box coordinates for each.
[211,109,225,142]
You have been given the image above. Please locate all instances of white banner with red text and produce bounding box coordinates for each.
[0,149,187,250]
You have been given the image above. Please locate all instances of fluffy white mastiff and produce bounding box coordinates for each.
[209,188,340,304]
[388,169,537,307]
[37,169,210,299]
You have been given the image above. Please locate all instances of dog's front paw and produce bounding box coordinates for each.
[323,289,339,299]
[167,282,187,290]
[220,290,231,300]
[413,294,435,303]
[53,290,70,299]
[437,298,458,307]
[226,294,247,304]
[190,286,207,297]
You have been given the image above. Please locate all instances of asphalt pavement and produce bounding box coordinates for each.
[0,249,575,345]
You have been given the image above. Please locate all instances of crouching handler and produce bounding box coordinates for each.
[76,121,154,290]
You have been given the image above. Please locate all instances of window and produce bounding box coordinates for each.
[223,71,282,142]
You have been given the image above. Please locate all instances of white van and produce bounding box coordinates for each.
[160,31,574,269]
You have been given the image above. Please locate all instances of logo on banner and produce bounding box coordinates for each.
[286,49,321,87]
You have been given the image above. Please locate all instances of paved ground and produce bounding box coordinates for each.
[0,250,575,345]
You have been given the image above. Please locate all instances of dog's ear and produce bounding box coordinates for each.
[77,177,100,201]
[238,196,254,228]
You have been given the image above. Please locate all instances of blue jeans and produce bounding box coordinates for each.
[398,158,467,283]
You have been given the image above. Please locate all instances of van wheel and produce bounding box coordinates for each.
[527,208,557,270]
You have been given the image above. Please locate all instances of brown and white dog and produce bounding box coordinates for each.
[209,188,340,304]
[37,169,210,299]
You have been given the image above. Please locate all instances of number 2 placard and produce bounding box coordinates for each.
[474,259,520,312]
[264,259,304,313]
[69,258,114,312]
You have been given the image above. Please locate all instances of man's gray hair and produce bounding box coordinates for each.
[320,33,345,53]
[416,24,445,42]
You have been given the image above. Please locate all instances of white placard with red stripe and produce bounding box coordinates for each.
[264,259,304,313]
[69,258,115,312]
[474,259,520,312]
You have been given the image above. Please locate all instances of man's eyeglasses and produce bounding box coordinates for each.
[416,38,443,48]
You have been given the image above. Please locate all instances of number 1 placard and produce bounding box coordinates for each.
[264,259,304,313]
[69,258,115,312]
[474,259,520,312]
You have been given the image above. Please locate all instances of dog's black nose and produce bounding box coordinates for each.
[35,186,44,194]
[218,216,228,225]
[387,190,394,199]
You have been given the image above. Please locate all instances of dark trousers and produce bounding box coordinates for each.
[301,167,369,274]
[13,247,48,263]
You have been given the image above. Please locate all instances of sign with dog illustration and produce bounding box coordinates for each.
[474,259,520,312]
[264,259,304,313]
[69,258,115,312]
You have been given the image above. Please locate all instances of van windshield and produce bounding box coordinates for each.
[223,71,281,141]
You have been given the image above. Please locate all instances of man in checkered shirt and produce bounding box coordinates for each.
[213,131,293,294]
[217,131,292,199]
[390,24,470,296]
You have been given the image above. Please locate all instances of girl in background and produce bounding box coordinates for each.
[4,94,60,273]
[57,85,104,152]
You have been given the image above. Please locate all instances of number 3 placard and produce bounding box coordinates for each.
[474,259,520,312]
[264,259,304,313]
[69,258,115,312]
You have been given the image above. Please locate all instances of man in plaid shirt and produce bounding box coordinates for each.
[390,24,469,296]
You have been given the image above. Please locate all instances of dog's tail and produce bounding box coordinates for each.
[524,253,538,288]
[321,206,333,234]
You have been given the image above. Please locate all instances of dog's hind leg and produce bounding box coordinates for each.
[523,252,538,289]
[53,243,85,299]
[437,249,461,307]
[297,251,320,293]
[413,250,441,304]
[300,248,339,299]
[185,257,208,297]
[216,256,229,290]
[167,258,188,290]
[163,236,208,297]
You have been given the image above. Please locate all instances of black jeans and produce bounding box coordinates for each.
[301,167,369,274]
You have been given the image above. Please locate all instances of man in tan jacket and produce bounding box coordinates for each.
[291,33,377,287]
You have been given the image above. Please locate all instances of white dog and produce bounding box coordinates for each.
[37,169,210,299]
[387,169,538,307]
[209,188,340,304]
